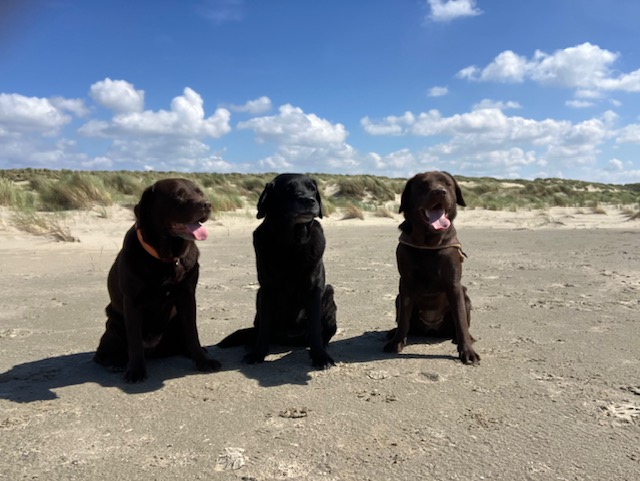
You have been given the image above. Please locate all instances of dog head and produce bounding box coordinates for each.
[135,178,212,248]
[399,171,465,234]
[256,173,323,223]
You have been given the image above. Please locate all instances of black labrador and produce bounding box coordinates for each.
[218,173,337,369]
[384,171,480,364]
[93,178,221,382]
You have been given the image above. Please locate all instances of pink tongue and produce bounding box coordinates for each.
[186,223,208,241]
[428,209,450,230]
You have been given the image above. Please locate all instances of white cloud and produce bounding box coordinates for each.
[0,93,71,134]
[427,0,482,23]
[228,96,272,114]
[616,124,640,144]
[90,78,144,113]
[458,43,640,94]
[238,104,347,147]
[427,86,448,97]
[361,112,415,136]
[80,87,231,138]
[238,104,359,172]
[608,158,624,171]
[50,97,89,117]
[472,99,521,111]
[361,107,616,177]
[565,100,594,108]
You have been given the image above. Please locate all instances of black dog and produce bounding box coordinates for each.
[93,178,221,382]
[218,174,337,369]
[384,171,480,364]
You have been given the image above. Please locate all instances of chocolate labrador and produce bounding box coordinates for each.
[217,173,337,369]
[384,171,480,364]
[93,178,221,382]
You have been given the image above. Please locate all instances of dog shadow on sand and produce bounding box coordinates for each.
[0,331,456,403]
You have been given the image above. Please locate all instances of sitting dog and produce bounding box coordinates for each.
[384,171,480,364]
[218,173,337,369]
[93,178,221,382]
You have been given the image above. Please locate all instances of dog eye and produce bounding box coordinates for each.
[175,188,187,200]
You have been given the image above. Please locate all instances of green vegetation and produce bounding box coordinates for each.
[0,169,638,240]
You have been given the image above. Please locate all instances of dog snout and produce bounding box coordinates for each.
[434,188,448,198]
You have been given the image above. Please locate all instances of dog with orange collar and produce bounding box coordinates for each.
[93,178,220,382]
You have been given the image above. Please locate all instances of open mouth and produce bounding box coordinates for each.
[171,221,208,241]
[421,203,451,231]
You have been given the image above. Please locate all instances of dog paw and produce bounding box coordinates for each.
[196,357,222,372]
[242,351,266,364]
[310,351,335,370]
[384,339,406,354]
[458,346,480,365]
[124,365,148,383]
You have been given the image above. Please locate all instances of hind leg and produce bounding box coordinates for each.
[93,311,128,371]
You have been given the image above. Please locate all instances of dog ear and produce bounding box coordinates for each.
[256,181,274,219]
[134,184,156,228]
[443,172,466,207]
[313,179,323,219]
[399,175,417,214]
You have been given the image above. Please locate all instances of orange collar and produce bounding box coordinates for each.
[136,228,179,264]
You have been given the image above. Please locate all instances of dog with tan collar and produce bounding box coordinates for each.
[384,171,480,364]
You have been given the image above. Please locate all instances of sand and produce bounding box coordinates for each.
[0,205,639,480]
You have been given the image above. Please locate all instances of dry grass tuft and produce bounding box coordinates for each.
[341,204,365,220]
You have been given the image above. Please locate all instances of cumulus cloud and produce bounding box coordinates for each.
[616,124,640,144]
[361,107,616,177]
[89,78,144,113]
[458,43,640,94]
[239,104,358,172]
[76,81,234,171]
[228,96,272,114]
[0,93,71,134]
[238,104,347,147]
[80,86,231,138]
[427,0,482,23]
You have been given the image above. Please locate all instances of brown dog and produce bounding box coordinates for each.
[384,171,480,364]
[93,178,221,382]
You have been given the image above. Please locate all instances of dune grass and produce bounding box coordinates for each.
[1,168,638,239]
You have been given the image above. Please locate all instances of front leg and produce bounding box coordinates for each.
[244,288,271,364]
[307,286,334,370]
[448,283,480,364]
[177,288,221,372]
[123,297,147,383]
[385,289,412,353]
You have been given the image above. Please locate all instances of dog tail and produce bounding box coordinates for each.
[217,327,255,348]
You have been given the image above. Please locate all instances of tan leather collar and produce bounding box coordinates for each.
[136,228,179,264]
[398,232,467,260]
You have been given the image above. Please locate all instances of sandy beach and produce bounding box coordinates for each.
[1,205,639,480]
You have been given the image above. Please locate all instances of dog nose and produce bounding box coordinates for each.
[434,188,447,197]
[203,200,212,210]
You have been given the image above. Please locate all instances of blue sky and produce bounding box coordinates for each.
[1,0,640,183]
